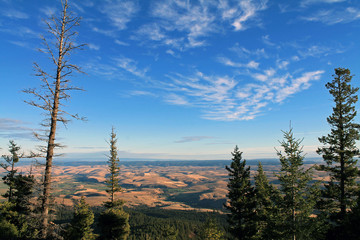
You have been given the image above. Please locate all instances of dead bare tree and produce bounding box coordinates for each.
[23,0,85,237]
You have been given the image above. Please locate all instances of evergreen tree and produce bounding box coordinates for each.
[254,162,282,240]
[199,218,224,240]
[159,224,178,240]
[225,146,256,240]
[98,204,130,240]
[105,127,122,207]
[276,128,320,240]
[317,68,360,220]
[65,197,96,240]
[1,140,22,202]
[0,141,37,239]
[99,128,130,240]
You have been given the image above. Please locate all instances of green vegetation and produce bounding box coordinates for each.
[225,146,256,240]
[1,0,359,238]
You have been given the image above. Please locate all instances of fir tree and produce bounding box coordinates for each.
[1,140,22,202]
[199,218,224,240]
[98,205,130,240]
[105,127,122,207]
[65,197,96,240]
[254,162,282,240]
[0,141,37,239]
[276,128,320,240]
[99,128,130,240]
[317,68,360,220]
[225,146,256,240]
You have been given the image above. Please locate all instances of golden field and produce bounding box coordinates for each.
[0,160,324,211]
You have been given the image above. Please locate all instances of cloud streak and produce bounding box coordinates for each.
[174,136,214,143]
[0,118,36,140]
[101,0,139,30]
[302,7,360,25]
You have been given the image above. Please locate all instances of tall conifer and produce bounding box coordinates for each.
[105,127,122,207]
[65,197,96,240]
[317,68,360,219]
[277,129,320,240]
[99,127,130,240]
[254,162,282,240]
[225,146,256,240]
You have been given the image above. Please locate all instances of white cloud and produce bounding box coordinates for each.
[174,136,213,143]
[114,39,129,46]
[301,0,345,7]
[102,0,139,30]
[159,64,324,121]
[88,43,100,50]
[218,57,259,69]
[275,70,324,102]
[302,7,360,25]
[229,45,268,59]
[2,9,28,19]
[39,6,56,17]
[114,56,148,78]
[231,0,267,31]
[134,0,268,49]
[165,94,189,105]
[129,90,155,97]
[262,35,277,47]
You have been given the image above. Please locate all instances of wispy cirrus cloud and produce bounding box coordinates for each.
[1,9,28,19]
[114,56,148,78]
[302,7,360,24]
[134,0,268,49]
[0,118,35,140]
[218,57,259,69]
[174,136,214,143]
[226,0,268,31]
[39,6,56,17]
[160,62,324,121]
[101,0,139,31]
[88,43,100,50]
[300,0,345,7]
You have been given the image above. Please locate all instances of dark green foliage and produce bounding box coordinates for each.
[253,162,282,240]
[0,141,38,240]
[317,67,360,220]
[276,129,321,240]
[0,202,19,240]
[126,208,229,240]
[1,140,22,202]
[98,203,130,240]
[105,127,122,206]
[198,218,224,240]
[65,197,96,240]
[225,146,256,240]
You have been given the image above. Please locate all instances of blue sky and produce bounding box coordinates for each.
[1,0,360,160]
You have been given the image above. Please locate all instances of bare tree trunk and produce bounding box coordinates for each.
[41,4,66,236]
[23,0,85,237]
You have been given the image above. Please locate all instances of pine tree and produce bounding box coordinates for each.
[99,127,130,240]
[225,146,256,240]
[1,140,22,202]
[276,128,320,240]
[317,68,360,220]
[98,206,130,240]
[0,141,37,239]
[254,162,282,240]
[199,218,224,240]
[22,0,86,235]
[105,127,123,208]
[65,196,96,240]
